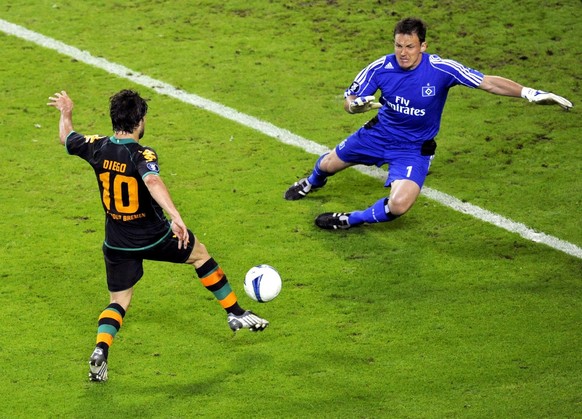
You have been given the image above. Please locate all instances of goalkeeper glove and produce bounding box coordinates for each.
[521,87,572,110]
[348,96,382,114]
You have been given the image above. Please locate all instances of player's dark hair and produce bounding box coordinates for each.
[394,17,427,44]
[109,89,148,133]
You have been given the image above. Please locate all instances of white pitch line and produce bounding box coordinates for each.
[2,18,580,259]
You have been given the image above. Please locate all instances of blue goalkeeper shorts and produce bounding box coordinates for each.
[335,126,434,188]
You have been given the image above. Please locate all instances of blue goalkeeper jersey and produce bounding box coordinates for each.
[345,53,484,144]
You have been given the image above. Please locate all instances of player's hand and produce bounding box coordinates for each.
[47,90,74,113]
[348,96,382,114]
[521,88,572,110]
[170,218,189,249]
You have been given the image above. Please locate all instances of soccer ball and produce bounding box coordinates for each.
[244,264,282,303]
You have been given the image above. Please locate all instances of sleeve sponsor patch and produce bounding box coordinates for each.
[349,81,360,93]
[141,149,157,162]
[146,162,159,172]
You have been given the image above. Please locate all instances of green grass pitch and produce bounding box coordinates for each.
[0,1,580,417]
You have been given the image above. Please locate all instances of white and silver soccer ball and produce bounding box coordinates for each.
[244,264,282,303]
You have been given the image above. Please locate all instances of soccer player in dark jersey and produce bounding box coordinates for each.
[48,89,269,382]
[284,17,573,230]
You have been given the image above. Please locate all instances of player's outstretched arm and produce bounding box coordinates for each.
[479,75,572,110]
[47,91,75,144]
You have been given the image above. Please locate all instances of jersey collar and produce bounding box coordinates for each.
[110,136,137,144]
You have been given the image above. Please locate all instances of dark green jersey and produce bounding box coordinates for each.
[66,131,171,250]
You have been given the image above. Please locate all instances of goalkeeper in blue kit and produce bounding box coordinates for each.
[284,17,573,230]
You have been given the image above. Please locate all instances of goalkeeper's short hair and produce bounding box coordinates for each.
[394,17,427,44]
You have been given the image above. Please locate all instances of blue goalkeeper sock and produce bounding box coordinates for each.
[307,153,332,188]
[348,198,400,226]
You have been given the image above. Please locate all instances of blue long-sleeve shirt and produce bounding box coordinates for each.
[345,53,484,144]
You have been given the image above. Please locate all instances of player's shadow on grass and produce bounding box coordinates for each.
[121,351,276,398]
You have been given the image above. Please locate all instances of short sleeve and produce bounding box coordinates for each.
[137,147,160,179]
